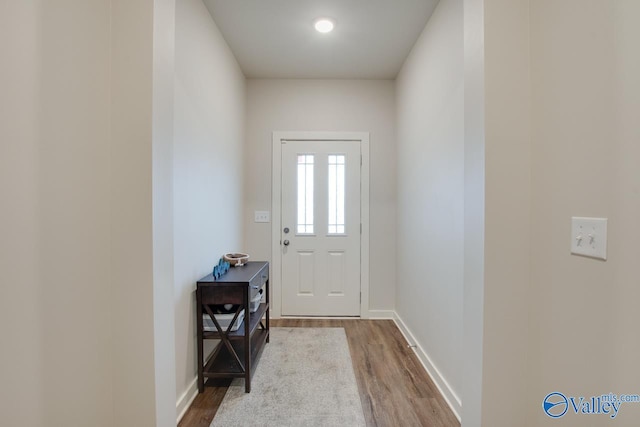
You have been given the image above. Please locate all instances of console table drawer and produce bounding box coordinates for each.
[200,287,245,305]
[249,270,268,299]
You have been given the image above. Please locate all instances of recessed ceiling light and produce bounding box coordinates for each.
[314,18,335,33]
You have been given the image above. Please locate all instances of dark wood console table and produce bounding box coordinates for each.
[196,261,269,393]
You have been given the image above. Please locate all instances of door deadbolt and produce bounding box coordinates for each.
[283,227,290,234]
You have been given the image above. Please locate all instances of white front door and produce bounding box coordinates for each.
[280,140,361,316]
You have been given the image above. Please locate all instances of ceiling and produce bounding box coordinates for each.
[203,0,439,79]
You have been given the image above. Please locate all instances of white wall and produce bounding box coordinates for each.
[0,1,113,425]
[173,0,246,417]
[110,0,166,424]
[480,0,532,425]
[1,1,179,425]
[528,1,640,426]
[244,79,396,313]
[152,0,178,424]
[0,3,45,425]
[465,1,640,426]
[462,0,486,423]
[395,0,464,414]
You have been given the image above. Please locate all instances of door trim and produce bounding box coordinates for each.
[271,131,370,319]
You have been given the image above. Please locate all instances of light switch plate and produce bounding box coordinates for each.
[254,210,270,223]
[570,217,607,260]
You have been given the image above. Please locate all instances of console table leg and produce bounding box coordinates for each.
[244,288,251,392]
[196,288,204,393]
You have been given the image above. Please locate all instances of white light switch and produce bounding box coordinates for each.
[254,210,270,223]
[571,217,607,260]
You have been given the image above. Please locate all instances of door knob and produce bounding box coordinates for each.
[283,240,290,246]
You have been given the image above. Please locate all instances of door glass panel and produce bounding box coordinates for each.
[328,154,345,234]
[297,154,314,234]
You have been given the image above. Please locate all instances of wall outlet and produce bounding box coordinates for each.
[570,217,607,260]
[254,211,270,223]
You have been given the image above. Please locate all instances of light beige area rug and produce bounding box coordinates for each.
[211,327,366,427]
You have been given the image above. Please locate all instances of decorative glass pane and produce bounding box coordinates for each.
[297,155,314,234]
[328,155,345,234]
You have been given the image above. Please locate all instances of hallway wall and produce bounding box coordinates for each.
[478,0,532,425]
[1,2,113,425]
[1,0,178,425]
[395,0,464,414]
[528,1,640,425]
[173,0,246,417]
[468,1,640,425]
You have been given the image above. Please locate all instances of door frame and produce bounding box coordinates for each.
[271,131,370,319]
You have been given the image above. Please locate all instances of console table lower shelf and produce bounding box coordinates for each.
[202,304,269,381]
[203,325,269,379]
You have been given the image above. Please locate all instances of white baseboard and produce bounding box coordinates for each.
[278,315,361,320]
[274,310,395,320]
[176,377,199,424]
[392,312,462,421]
[367,309,395,319]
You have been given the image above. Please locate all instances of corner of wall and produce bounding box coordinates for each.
[393,312,462,421]
[176,377,199,423]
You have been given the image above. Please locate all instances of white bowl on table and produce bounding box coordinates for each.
[223,252,250,267]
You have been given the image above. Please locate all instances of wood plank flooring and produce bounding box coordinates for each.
[178,319,460,427]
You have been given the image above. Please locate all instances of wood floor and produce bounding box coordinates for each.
[179,319,460,427]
